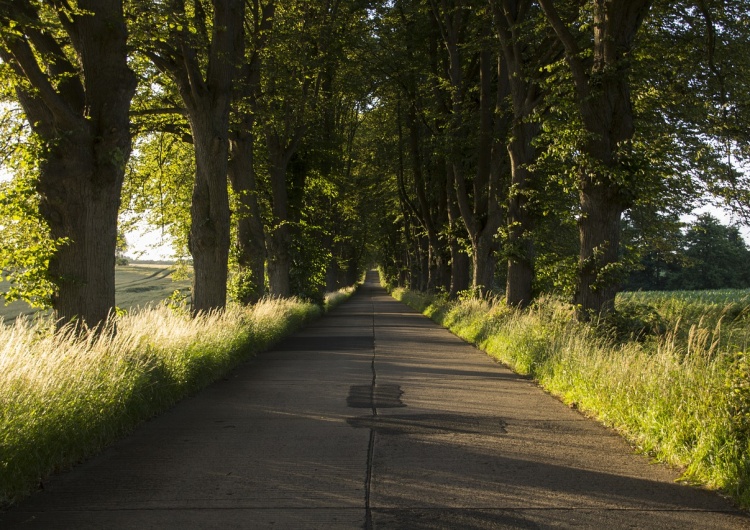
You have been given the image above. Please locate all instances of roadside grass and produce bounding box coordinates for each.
[390,286,750,508]
[324,284,359,310]
[0,281,360,507]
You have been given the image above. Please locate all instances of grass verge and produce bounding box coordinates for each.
[1,287,357,507]
[390,286,750,508]
[324,284,359,311]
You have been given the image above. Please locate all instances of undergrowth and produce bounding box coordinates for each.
[390,285,750,508]
[0,285,358,507]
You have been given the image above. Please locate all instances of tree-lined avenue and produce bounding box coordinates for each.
[2,272,747,528]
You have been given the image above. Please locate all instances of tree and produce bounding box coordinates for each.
[428,0,509,295]
[0,0,137,328]
[491,0,562,307]
[136,0,244,313]
[674,214,750,290]
[227,0,275,305]
[537,0,653,318]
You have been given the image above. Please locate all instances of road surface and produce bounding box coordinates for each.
[2,271,747,529]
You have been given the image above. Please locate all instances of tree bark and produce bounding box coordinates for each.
[505,197,535,305]
[188,110,232,312]
[576,182,623,315]
[0,0,136,328]
[504,103,539,308]
[228,129,266,304]
[447,164,470,298]
[266,142,293,297]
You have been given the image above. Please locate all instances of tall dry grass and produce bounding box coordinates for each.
[391,286,750,507]
[0,297,319,506]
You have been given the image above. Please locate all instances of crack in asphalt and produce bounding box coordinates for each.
[364,294,376,530]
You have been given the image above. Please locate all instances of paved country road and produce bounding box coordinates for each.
[2,272,748,529]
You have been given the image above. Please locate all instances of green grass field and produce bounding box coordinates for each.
[0,263,192,322]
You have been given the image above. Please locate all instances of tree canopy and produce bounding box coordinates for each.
[1,0,749,326]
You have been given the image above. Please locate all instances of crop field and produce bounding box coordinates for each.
[0,263,192,323]
[619,288,750,320]
[617,288,750,351]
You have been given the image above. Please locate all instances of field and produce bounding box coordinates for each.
[389,283,750,507]
[0,263,192,322]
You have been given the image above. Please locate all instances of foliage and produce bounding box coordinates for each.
[0,106,66,308]
[122,132,194,260]
[625,214,750,291]
[678,214,750,289]
[0,174,63,308]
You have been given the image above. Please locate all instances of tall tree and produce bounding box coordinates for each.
[676,214,750,290]
[227,0,275,304]
[0,0,136,328]
[430,0,509,295]
[137,0,244,313]
[537,0,652,318]
[491,0,560,307]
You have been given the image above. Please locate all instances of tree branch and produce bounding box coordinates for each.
[537,0,589,98]
[1,34,79,130]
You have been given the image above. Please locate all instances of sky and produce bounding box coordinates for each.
[123,221,176,261]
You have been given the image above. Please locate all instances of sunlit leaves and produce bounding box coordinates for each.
[122,132,193,259]
[0,167,63,309]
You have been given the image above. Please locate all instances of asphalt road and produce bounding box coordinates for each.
[2,271,748,529]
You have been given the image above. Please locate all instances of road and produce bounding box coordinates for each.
[2,271,748,529]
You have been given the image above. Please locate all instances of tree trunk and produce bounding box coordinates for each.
[266,160,292,297]
[418,236,430,291]
[143,0,243,314]
[539,0,652,317]
[189,112,231,313]
[473,232,497,294]
[505,122,538,308]
[574,181,623,318]
[2,0,136,328]
[228,130,266,305]
[492,0,545,308]
[447,167,470,298]
[39,139,125,328]
[449,241,470,298]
